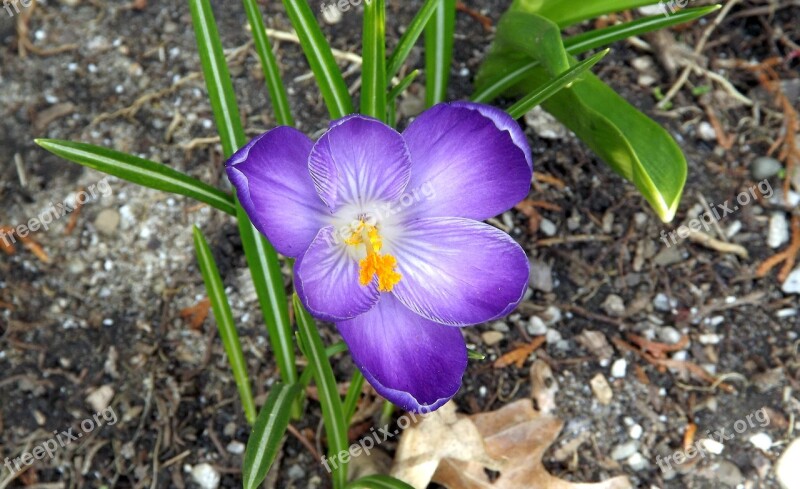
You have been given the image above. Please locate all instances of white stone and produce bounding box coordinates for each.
[527,315,547,336]
[698,122,717,141]
[700,438,725,454]
[768,212,790,249]
[777,438,800,489]
[749,433,773,452]
[611,441,639,460]
[610,359,627,378]
[540,218,557,237]
[226,441,245,454]
[191,463,221,489]
[627,452,648,471]
[86,385,114,412]
[782,267,800,294]
[545,328,562,344]
[629,424,643,440]
[698,333,722,345]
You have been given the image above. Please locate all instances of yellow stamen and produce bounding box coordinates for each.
[346,220,401,292]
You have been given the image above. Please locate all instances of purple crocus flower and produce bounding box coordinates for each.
[226,102,532,412]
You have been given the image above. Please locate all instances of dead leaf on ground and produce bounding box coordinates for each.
[391,400,630,489]
[180,298,210,330]
[493,336,546,368]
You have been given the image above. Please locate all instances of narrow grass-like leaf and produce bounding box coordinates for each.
[281,0,354,119]
[386,69,419,127]
[192,226,257,424]
[299,341,348,388]
[343,370,364,424]
[506,49,609,119]
[424,0,455,107]
[386,0,439,79]
[242,0,295,126]
[346,475,416,489]
[34,139,236,215]
[516,0,666,28]
[563,5,721,53]
[189,0,299,406]
[361,0,386,120]
[472,5,720,103]
[243,382,301,489]
[293,294,348,489]
[188,0,245,155]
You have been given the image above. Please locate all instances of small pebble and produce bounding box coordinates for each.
[751,156,783,180]
[86,385,114,412]
[540,218,557,237]
[611,441,639,460]
[749,433,773,452]
[610,358,627,378]
[528,258,553,293]
[590,373,613,405]
[481,331,504,346]
[658,326,682,345]
[697,122,716,141]
[768,212,790,249]
[776,437,800,489]
[698,333,721,345]
[190,463,220,489]
[545,328,562,344]
[226,441,245,455]
[629,424,643,440]
[782,267,800,294]
[94,209,121,236]
[527,316,547,336]
[601,294,626,317]
[701,438,725,455]
[653,293,674,312]
[627,452,648,471]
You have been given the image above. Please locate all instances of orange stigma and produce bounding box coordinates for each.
[346,220,401,292]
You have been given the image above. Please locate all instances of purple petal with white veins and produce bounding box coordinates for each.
[389,217,529,326]
[295,226,380,321]
[450,101,533,171]
[401,102,532,221]
[337,294,466,412]
[226,127,329,258]
[309,115,411,211]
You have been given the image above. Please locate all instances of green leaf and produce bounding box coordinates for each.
[281,0,354,119]
[189,0,299,408]
[188,0,246,155]
[506,49,609,119]
[243,383,302,489]
[386,0,440,80]
[343,370,365,424]
[467,349,486,360]
[563,5,721,53]
[293,294,349,489]
[476,11,687,221]
[192,226,257,424]
[424,0,455,107]
[513,0,666,28]
[346,475,416,489]
[34,139,236,216]
[473,5,721,103]
[361,0,387,120]
[386,69,419,127]
[242,0,295,126]
[298,341,348,388]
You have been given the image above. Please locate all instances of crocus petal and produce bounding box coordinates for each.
[309,115,411,211]
[401,102,532,221]
[226,127,329,258]
[450,101,533,171]
[389,217,529,326]
[337,294,466,412]
[295,226,379,321]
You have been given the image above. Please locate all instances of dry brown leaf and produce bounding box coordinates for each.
[493,336,546,368]
[391,400,631,489]
[180,298,210,330]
